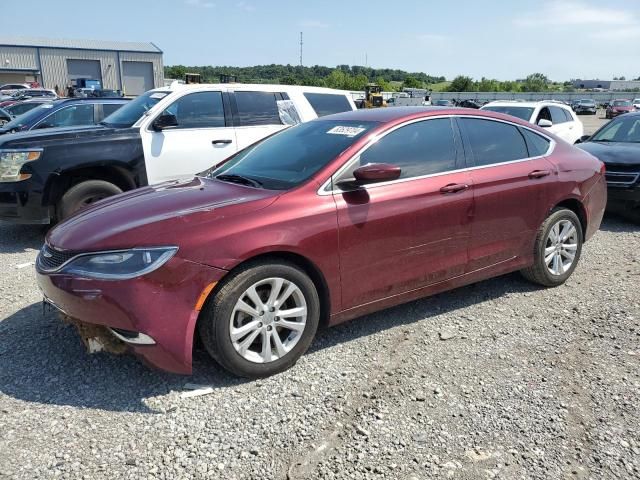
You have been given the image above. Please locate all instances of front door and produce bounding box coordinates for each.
[333,117,473,310]
[141,90,237,184]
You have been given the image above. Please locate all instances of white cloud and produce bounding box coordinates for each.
[514,1,635,27]
[299,20,330,29]
[590,26,640,40]
[237,1,255,12]
[185,0,215,8]
[416,33,448,44]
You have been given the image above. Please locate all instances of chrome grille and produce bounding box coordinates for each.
[605,171,640,187]
[37,244,76,272]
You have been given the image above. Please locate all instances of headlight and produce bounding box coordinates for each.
[0,149,42,182]
[59,247,178,280]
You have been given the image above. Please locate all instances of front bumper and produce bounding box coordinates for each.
[607,185,640,205]
[0,176,52,224]
[576,107,596,114]
[36,256,228,374]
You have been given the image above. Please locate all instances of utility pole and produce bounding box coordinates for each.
[299,32,303,66]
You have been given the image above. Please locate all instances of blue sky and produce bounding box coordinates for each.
[5,0,639,81]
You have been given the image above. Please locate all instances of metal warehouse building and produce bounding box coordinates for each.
[0,36,163,96]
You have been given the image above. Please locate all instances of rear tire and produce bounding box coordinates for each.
[520,208,583,287]
[198,261,320,378]
[58,180,122,221]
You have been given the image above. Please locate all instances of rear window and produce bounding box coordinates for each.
[613,100,631,107]
[235,91,281,126]
[521,128,551,156]
[303,93,352,117]
[461,118,528,166]
[481,106,534,122]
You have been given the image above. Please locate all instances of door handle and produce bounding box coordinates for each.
[528,169,551,179]
[440,183,469,194]
[212,139,232,145]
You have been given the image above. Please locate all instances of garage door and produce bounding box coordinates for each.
[66,60,102,87]
[122,61,154,96]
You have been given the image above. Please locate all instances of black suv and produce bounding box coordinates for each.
[0,97,129,135]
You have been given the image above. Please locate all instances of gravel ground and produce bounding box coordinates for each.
[1,212,639,480]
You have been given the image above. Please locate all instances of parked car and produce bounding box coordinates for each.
[36,107,607,377]
[456,99,482,109]
[434,99,454,106]
[576,111,640,215]
[572,99,597,115]
[0,83,356,224]
[633,98,640,110]
[481,101,584,144]
[0,83,30,97]
[0,107,11,126]
[3,99,54,117]
[8,88,57,101]
[0,97,129,135]
[606,99,634,119]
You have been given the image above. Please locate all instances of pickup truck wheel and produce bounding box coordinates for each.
[58,180,122,220]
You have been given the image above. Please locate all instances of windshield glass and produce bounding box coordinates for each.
[613,100,631,107]
[591,115,640,143]
[482,106,534,121]
[1,102,55,130]
[101,90,169,128]
[212,120,378,190]
[579,100,595,105]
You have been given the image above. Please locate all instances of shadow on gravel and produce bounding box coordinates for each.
[600,210,640,231]
[0,222,45,254]
[0,303,246,413]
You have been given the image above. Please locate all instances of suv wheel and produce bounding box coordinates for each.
[198,261,320,378]
[58,180,122,221]
[521,208,583,287]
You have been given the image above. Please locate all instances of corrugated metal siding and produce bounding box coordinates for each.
[0,36,161,53]
[0,46,38,71]
[120,51,163,91]
[39,49,119,90]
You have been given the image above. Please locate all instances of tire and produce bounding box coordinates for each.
[58,180,122,221]
[198,261,320,378]
[520,208,583,287]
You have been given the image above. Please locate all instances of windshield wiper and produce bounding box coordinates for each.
[216,173,263,188]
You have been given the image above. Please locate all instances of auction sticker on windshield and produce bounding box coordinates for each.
[327,126,366,137]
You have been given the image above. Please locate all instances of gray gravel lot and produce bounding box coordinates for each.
[579,111,608,136]
[1,212,638,480]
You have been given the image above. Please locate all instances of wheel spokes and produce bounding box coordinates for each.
[230,319,261,342]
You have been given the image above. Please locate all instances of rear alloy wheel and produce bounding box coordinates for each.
[58,180,122,221]
[198,262,320,378]
[521,208,583,287]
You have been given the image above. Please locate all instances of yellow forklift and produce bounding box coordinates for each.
[363,84,387,108]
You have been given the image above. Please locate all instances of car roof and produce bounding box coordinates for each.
[318,106,469,122]
[483,100,569,108]
[153,83,354,95]
[56,97,129,104]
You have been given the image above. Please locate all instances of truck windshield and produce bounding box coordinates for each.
[212,120,377,190]
[101,90,169,128]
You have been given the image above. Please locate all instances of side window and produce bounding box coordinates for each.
[161,91,225,129]
[102,103,123,118]
[355,118,457,179]
[549,106,568,124]
[562,108,574,122]
[235,91,281,126]
[303,93,352,117]
[461,118,528,166]
[39,104,95,128]
[521,128,551,157]
[536,107,552,123]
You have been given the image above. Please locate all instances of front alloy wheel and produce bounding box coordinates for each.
[544,219,579,276]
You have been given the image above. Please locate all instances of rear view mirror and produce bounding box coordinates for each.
[336,163,401,190]
[152,113,178,131]
[538,119,553,128]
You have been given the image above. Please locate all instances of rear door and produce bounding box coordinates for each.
[140,89,237,184]
[458,117,555,271]
[548,105,575,143]
[333,117,473,309]
[230,91,289,150]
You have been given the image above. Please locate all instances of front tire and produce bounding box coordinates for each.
[198,261,320,378]
[521,208,583,287]
[58,180,122,221]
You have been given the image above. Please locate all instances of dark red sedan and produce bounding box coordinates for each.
[36,107,607,378]
[606,99,634,119]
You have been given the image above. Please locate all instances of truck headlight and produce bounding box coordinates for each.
[0,149,42,182]
[59,247,178,280]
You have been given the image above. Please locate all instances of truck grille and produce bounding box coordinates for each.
[37,244,77,272]
[605,171,639,187]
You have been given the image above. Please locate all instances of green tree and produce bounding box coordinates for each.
[522,73,549,92]
[279,75,298,85]
[449,76,475,92]
[403,76,423,89]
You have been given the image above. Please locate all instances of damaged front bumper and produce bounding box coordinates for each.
[37,256,228,374]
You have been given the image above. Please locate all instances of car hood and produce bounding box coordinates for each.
[577,141,640,166]
[0,124,109,147]
[47,177,280,252]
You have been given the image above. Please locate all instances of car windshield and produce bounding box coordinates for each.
[613,100,631,107]
[211,120,378,190]
[1,102,56,130]
[580,100,595,105]
[591,115,640,143]
[481,106,534,121]
[101,90,169,128]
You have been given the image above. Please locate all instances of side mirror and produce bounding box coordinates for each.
[575,135,591,144]
[336,163,401,190]
[538,119,553,128]
[152,113,178,131]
